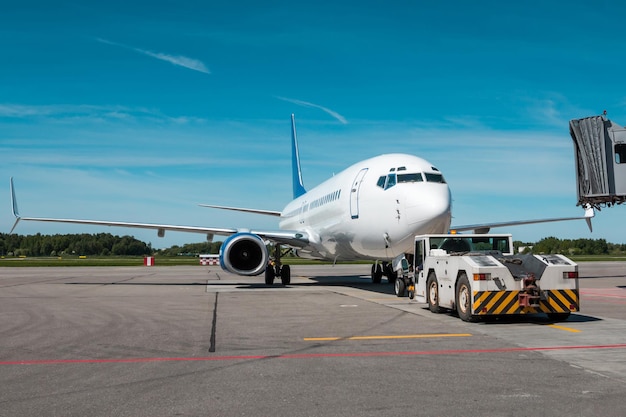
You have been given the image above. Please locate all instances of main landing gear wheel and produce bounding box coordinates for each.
[456,274,477,322]
[371,264,383,284]
[264,267,275,285]
[265,243,293,286]
[427,273,442,313]
[280,265,291,285]
[394,277,406,297]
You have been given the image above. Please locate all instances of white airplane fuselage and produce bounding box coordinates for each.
[279,153,452,261]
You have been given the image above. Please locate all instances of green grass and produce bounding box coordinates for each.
[2,254,623,268]
[0,256,369,267]
[568,255,626,262]
[0,256,199,267]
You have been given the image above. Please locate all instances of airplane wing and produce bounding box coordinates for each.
[9,178,309,246]
[451,206,594,234]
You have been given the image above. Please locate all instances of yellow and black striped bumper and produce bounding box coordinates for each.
[473,289,579,316]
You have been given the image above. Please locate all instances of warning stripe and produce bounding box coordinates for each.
[495,291,518,315]
[548,289,579,312]
[473,289,578,315]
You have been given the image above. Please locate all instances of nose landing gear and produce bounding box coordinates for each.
[370,261,398,284]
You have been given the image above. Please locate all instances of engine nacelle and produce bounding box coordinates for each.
[219,233,269,276]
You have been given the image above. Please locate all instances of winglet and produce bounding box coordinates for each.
[584,205,594,232]
[9,177,21,234]
[291,114,307,199]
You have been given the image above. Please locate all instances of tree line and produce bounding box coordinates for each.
[157,241,223,256]
[515,237,626,256]
[0,233,154,257]
[1,232,625,257]
[0,232,225,257]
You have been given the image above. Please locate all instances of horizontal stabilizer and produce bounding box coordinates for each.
[198,204,281,217]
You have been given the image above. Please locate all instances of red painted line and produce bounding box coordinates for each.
[581,290,626,300]
[3,344,626,366]
[580,289,626,305]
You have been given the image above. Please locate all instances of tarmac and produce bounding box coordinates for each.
[1,262,626,416]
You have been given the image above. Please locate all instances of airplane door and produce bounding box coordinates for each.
[350,168,368,219]
[299,201,307,225]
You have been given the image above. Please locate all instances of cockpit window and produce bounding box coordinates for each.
[378,172,427,189]
[424,173,446,183]
[378,171,438,189]
[397,173,423,183]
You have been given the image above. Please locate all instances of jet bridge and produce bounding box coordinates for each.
[570,114,626,209]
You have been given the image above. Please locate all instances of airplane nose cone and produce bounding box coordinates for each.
[405,184,452,232]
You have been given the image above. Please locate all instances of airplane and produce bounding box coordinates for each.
[9,114,594,285]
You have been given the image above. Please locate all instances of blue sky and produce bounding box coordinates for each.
[2,0,626,248]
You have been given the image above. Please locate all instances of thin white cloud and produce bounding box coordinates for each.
[0,104,58,117]
[97,38,210,75]
[519,93,594,129]
[0,103,205,125]
[138,49,210,74]
[276,96,347,124]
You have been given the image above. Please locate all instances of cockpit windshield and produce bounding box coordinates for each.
[397,173,423,183]
[377,170,445,190]
[424,173,446,183]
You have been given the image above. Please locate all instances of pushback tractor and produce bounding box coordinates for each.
[395,234,579,322]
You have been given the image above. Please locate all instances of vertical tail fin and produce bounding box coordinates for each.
[291,114,307,199]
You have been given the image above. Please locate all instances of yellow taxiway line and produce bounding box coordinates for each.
[547,324,581,333]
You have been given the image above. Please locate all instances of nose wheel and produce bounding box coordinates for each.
[371,262,398,284]
[371,263,383,283]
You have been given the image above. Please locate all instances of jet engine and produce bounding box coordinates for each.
[219,232,269,276]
